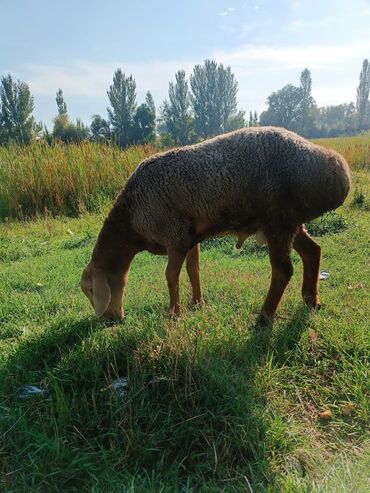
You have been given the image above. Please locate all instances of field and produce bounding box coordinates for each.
[0,136,369,492]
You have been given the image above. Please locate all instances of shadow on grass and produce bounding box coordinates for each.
[0,306,312,492]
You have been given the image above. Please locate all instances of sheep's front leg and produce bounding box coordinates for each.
[186,244,204,305]
[293,225,321,309]
[260,233,294,321]
[166,250,187,317]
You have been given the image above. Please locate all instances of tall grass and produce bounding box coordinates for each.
[313,133,370,170]
[0,141,156,220]
[0,133,369,221]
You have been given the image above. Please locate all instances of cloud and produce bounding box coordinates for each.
[23,59,195,101]
[213,42,370,70]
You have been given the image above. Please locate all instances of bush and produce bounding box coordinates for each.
[306,211,348,236]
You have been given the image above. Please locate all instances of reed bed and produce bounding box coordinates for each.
[0,133,369,221]
[313,133,370,170]
[0,142,156,220]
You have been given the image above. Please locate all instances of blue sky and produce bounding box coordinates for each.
[2,0,370,127]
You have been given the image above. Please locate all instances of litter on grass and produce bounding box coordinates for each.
[100,377,128,398]
[16,385,49,399]
[320,271,330,280]
[109,378,129,398]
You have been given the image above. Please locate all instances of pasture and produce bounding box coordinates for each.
[0,136,369,492]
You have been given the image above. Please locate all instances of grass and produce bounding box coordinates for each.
[0,133,369,222]
[313,134,370,170]
[0,142,156,221]
[0,170,368,492]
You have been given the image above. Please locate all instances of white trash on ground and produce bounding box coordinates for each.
[111,378,129,398]
[320,271,330,280]
[16,385,50,399]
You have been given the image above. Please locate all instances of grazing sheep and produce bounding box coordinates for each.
[81,127,350,322]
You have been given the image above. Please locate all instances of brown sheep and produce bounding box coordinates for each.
[81,127,350,322]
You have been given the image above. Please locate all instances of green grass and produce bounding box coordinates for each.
[0,171,368,492]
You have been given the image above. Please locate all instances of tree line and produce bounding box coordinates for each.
[0,58,369,148]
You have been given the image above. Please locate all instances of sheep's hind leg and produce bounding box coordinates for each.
[260,231,294,322]
[293,225,321,310]
[166,249,187,318]
[186,244,205,305]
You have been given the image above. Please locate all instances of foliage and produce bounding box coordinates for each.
[314,103,357,137]
[190,60,240,138]
[52,113,89,143]
[161,70,194,145]
[107,69,137,148]
[90,114,111,142]
[56,88,67,115]
[131,92,156,145]
[306,211,348,236]
[0,73,36,145]
[356,59,370,130]
[259,69,316,137]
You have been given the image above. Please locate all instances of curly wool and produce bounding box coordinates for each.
[99,126,350,254]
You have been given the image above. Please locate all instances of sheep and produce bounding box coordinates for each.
[80,126,350,322]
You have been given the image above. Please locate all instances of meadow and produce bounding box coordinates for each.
[0,135,369,492]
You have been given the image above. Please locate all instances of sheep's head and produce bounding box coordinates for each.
[80,262,124,320]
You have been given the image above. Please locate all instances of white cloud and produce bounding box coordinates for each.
[228,7,235,11]
[24,59,195,101]
[213,42,370,69]
[219,11,228,16]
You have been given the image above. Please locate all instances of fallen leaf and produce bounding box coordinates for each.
[342,403,356,416]
[318,409,332,420]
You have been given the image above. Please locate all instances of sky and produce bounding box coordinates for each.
[1,0,370,128]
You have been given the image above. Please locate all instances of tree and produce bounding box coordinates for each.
[107,69,137,148]
[131,92,156,144]
[145,91,156,121]
[161,70,194,145]
[225,110,245,131]
[315,103,357,136]
[56,89,67,115]
[90,114,111,142]
[299,69,316,136]
[356,59,370,129]
[259,69,316,136]
[53,113,89,143]
[190,60,239,138]
[248,110,258,127]
[0,74,36,144]
[259,84,303,131]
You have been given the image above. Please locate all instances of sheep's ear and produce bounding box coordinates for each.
[93,271,111,318]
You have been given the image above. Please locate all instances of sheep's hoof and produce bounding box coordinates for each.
[256,312,274,327]
[303,296,321,312]
[168,306,181,320]
[192,298,206,308]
